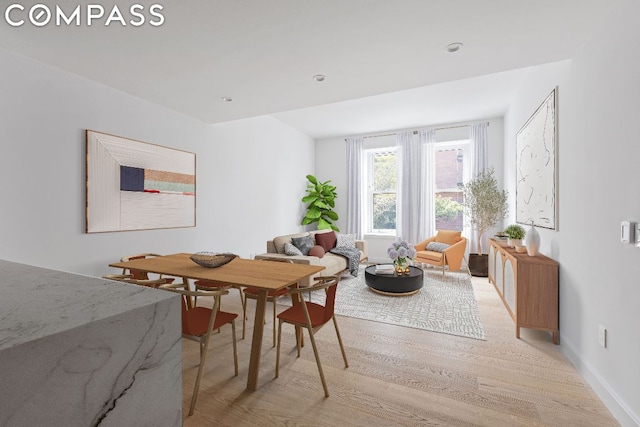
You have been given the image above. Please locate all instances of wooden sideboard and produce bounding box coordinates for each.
[488,238,559,344]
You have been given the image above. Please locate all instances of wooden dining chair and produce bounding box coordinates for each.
[159,282,238,416]
[102,274,168,289]
[275,275,348,397]
[120,253,176,283]
[193,280,245,328]
[242,258,295,345]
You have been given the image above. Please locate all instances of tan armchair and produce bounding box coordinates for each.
[414,230,469,276]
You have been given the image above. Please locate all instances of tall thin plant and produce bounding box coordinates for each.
[301,174,339,231]
[459,168,508,255]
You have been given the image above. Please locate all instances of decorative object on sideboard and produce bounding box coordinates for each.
[504,224,525,248]
[459,168,509,277]
[525,221,540,256]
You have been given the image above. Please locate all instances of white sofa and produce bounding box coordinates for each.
[255,229,368,287]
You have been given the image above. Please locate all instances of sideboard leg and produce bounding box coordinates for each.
[516,326,520,339]
[553,331,559,345]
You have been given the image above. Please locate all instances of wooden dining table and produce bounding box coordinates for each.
[109,253,324,391]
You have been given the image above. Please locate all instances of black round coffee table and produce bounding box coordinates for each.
[364,265,424,296]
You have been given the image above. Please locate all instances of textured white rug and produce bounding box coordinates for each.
[280,266,485,340]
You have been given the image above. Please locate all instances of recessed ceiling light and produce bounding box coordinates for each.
[445,42,463,53]
[313,74,326,82]
[221,96,232,102]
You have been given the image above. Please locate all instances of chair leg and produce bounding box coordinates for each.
[272,297,277,347]
[307,327,329,397]
[332,316,349,368]
[275,319,283,378]
[231,320,238,376]
[242,294,248,340]
[189,336,210,416]
[464,256,472,276]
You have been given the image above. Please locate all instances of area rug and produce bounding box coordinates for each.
[279,266,485,340]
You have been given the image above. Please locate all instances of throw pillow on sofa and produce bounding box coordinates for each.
[336,233,356,248]
[284,242,303,256]
[308,245,325,258]
[291,234,314,255]
[314,230,337,252]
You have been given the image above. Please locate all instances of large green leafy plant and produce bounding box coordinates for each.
[301,174,339,231]
[459,168,508,255]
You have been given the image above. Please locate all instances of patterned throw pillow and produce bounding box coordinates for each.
[291,234,314,255]
[336,233,356,248]
[426,241,450,253]
[284,242,303,256]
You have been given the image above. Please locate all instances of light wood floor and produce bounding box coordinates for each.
[181,275,618,426]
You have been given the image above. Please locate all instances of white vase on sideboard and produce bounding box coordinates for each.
[525,222,540,256]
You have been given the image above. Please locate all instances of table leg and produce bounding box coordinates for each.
[247,289,268,391]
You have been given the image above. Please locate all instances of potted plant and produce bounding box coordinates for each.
[301,174,340,231]
[459,168,508,276]
[504,224,525,248]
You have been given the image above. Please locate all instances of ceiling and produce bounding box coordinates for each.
[0,0,613,139]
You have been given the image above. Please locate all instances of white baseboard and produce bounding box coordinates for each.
[561,335,639,427]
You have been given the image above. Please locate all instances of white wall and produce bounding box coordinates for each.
[504,1,640,424]
[316,118,504,262]
[0,48,314,277]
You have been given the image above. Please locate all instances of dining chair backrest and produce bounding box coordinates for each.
[120,253,163,279]
[102,274,168,289]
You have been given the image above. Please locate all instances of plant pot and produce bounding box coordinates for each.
[468,253,488,277]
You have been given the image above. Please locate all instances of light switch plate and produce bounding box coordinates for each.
[621,221,634,243]
[636,224,640,247]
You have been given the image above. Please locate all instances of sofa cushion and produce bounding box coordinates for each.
[426,241,450,253]
[336,233,356,248]
[284,242,303,256]
[417,250,443,262]
[273,232,308,254]
[308,245,325,258]
[314,230,337,252]
[291,234,314,255]
[435,230,462,245]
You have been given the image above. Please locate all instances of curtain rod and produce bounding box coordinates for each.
[359,122,489,140]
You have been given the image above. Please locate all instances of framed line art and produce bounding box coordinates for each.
[516,88,557,230]
[86,130,196,233]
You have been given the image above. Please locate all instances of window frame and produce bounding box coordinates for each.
[363,146,398,235]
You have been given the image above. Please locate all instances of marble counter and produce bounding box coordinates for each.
[0,260,182,426]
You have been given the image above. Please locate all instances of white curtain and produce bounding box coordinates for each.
[467,122,489,254]
[345,137,364,239]
[396,130,435,244]
[419,129,436,240]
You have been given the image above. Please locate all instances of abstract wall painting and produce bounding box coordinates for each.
[86,130,196,233]
[516,88,557,230]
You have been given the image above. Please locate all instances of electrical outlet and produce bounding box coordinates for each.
[598,325,607,348]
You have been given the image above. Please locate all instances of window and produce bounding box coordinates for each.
[364,148,397,233]
[433,140,470,232]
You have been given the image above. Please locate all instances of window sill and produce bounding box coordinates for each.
[363,233,397,239]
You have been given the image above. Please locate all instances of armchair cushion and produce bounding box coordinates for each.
[426,242,450,253]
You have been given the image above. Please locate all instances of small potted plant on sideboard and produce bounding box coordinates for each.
[504,224,525,248]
